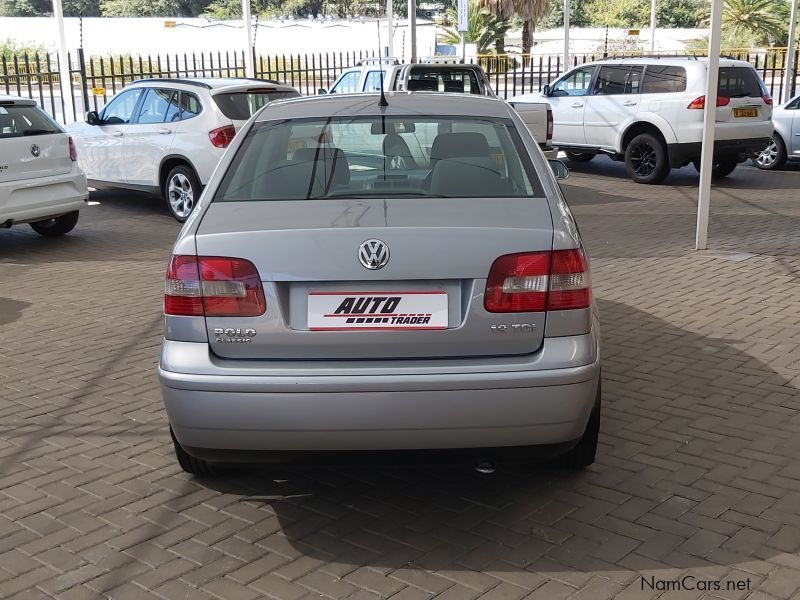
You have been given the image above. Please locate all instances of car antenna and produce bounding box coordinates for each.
[376,20,389,107]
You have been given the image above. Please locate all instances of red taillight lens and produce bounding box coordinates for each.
[763,94,773,106]
[164,255,266,317]
[485,252,550,313]
[547,248,591,310]
[687,95,730,109]
[546,108,554,143]
[68,136,77,161]
[484,249,591,313]
[208,125,236,148]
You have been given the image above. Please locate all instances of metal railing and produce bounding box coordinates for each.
[1,47,797,123]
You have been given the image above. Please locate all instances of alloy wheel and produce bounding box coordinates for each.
[756,139,778,168]
[168,173,195,219]
[630,142,657,177]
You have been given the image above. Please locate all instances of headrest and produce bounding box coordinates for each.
[291,146,350,185]
[443,80,464,93]
[430,132,490,161]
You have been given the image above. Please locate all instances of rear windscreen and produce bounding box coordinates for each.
[213,91,299,120]
[407,69,481,94]
[0,105,61,138]
[214,116,543,201]
[718,67,765,98]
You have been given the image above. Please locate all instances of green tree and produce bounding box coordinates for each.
[657,0,705,28]
[441,0,512,54]
[721,0,788,46]
[100,0,211,16]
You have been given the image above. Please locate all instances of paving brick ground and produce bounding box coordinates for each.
[1,159,799,600]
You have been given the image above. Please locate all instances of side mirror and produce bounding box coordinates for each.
[548,159,570,180]
[542,84,551,97]
[317,88,328,95]
[85,110,101,125]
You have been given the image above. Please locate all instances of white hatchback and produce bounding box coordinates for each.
[0,95,87,236]
[68,78,300,221]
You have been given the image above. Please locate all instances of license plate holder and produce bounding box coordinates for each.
[733,108,758,118]
[307,291,448,331]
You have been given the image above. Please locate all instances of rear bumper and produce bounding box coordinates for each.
[0,169,87,224]
[668,138,772,167]
[159,331,601,457]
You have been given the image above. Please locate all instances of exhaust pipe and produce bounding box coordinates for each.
[473,459,496,474]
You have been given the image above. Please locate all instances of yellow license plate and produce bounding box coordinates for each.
[733,108,758,118]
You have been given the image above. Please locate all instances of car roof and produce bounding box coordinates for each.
[256,92,514,121]
[586,56,755,68]
[128,77,296,91]
[0,94,36,106]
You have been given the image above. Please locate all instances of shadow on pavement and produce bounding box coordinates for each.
[0,297,31,326]
[199,298,798,577]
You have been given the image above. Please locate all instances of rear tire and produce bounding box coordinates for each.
[564,150,595,163]
[171,427,219,476]
[164,165,201,223]
[552,382,601,469]
[624,133,670,184]
[29,211,79,236]
[692,157,739,179]
[752,135,787,170]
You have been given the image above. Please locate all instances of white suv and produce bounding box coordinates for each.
[1,95,88,236]
[68,78,300,221]
[512,57,774,183]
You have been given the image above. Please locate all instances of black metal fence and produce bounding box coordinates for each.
[2,47,798,124]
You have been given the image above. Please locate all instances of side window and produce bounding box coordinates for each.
[551,67,595,97]
[363,71,385,92]
[593,66,630,95]
[330,71,360,94]
[641,66,687,94]
[136,89,173,124]
[180,93,201,121]
[626,66,644,94]
[787,97,800,110]
[164,92,182,122]
[100,88,144,124]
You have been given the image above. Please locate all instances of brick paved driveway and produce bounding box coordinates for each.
[1,160,799,600]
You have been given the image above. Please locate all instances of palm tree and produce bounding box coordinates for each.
[442,1,513,55]
[478,0,550,55]
[721,0,786,46]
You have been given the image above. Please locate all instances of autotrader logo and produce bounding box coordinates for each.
[641,575,751,593]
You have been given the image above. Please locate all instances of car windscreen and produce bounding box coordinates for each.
[212,91,299,120]
[214,116,543,201]
[0,104,62,138]
[718,67,765,98]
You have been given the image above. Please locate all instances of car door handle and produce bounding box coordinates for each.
[111,131,123,137]
[624,101,638,106]
[571,102,584,108]
[158,128,172,135]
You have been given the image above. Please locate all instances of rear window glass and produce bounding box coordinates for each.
[641,66,687,94]
[0,104,61,138]
[213,91,299,120]
[215,116,542,201]
[407,68,481,94]
[718,67,765,98]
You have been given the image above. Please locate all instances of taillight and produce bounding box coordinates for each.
[484,249,591,313]
[165,255,266,317]
[763,94,773,106]
[546,108,554,144]
[208,125,236,148]
[687,95,730,109]
[68,136,77,161]
[548,249,591,310]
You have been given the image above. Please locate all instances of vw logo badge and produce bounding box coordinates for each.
[358,239,389,270]
[30,144,41,158]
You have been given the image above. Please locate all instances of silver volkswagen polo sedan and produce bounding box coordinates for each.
[158,92,601,475]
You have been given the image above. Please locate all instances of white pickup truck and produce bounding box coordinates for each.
[323,59,554,149]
